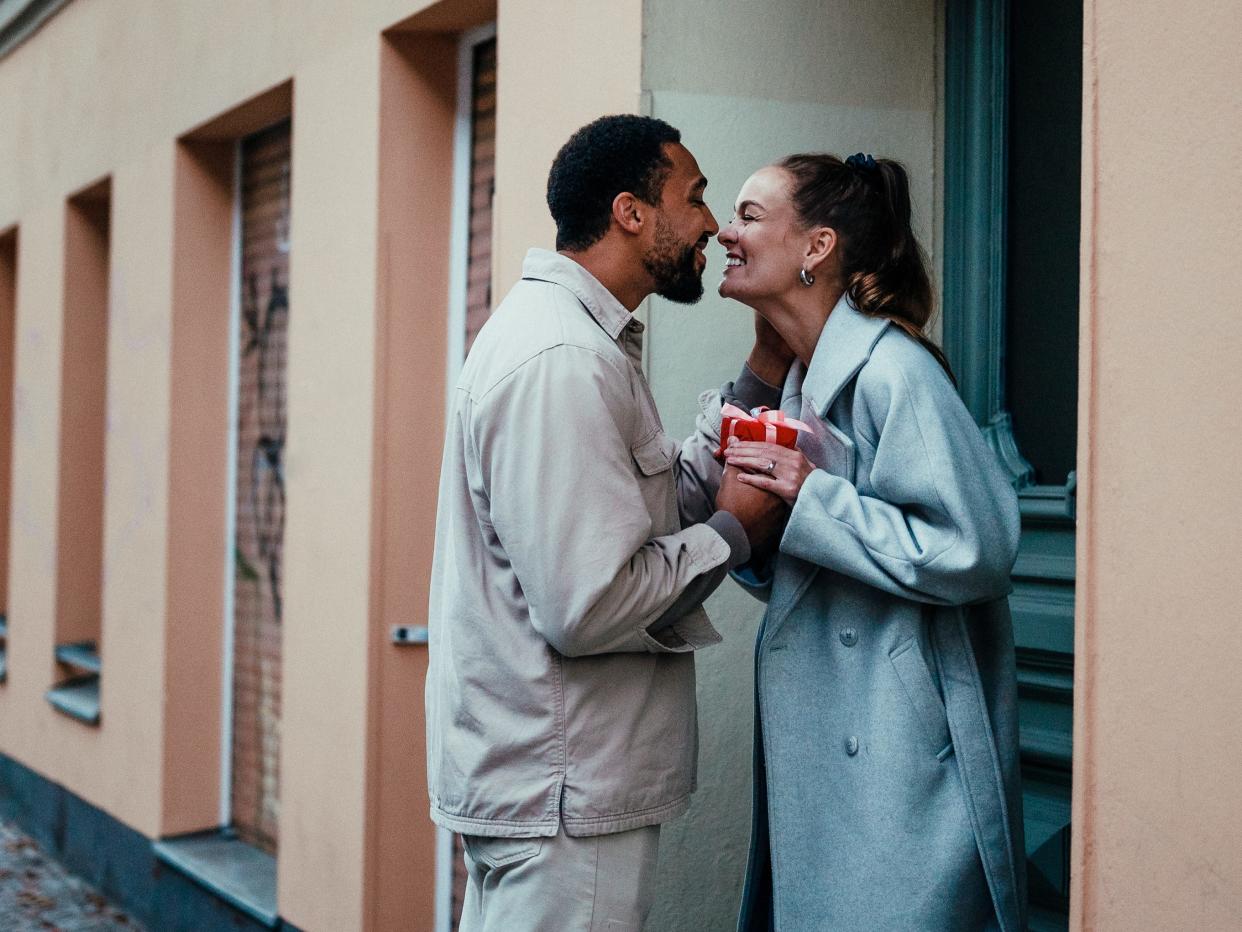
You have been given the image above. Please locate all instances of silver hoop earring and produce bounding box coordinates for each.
[799,268,815,286]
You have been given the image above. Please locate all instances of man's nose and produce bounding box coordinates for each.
[703,206,720,237]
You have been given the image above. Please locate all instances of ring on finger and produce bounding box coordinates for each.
[765,460,776,475]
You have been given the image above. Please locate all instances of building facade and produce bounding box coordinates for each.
[0,0,1239,929]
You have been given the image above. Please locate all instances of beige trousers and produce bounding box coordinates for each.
[458,825,661,932]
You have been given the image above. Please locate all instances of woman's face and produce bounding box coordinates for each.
[717,166,807,304]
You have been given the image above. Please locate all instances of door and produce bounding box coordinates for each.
[944,2,1080,928]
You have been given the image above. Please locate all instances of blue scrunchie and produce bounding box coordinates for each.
[845,152,878,172]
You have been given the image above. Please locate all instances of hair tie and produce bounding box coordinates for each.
[845,152,878,174]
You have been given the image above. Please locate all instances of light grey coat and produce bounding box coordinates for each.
[700,297,1025,931]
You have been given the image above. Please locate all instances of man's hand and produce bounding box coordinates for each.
[746,313,796,387]
[717,464,788,550]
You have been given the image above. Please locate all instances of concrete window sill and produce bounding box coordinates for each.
[47,639,102,724]
[153,832,278,928]
[45,675,100,725]
[54,640,101,674]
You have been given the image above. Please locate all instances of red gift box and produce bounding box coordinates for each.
[716,403,812,458]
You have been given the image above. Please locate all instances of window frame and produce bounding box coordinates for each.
[942,0,1077,519]
[444,21,499,422]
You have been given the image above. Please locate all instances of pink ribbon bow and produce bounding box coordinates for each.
[716,403,812,458]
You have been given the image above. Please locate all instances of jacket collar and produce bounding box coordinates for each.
[520,248,635,341]
[800,293,891,417]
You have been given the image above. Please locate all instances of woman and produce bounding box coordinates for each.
[712,154,1025,930]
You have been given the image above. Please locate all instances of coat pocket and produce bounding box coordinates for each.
[796,396,856,480]
[889,637,953,761]
[462,834,544,870]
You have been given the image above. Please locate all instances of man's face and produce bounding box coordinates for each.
[642,143,719,304]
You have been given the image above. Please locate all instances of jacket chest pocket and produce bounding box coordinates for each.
[631,430,679,532]
[889,636,953,761]
[797,396,856,480]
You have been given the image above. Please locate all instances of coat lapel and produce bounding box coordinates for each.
[762,297,891,644]
[799,293,891,418]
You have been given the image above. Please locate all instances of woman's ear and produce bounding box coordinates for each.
[804,227,838,277]
[611,192,644,235]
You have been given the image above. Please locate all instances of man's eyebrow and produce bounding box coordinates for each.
[690,175,707,194]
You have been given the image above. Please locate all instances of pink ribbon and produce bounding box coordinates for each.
[720,403,812,447]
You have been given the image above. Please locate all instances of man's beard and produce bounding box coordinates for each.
[643,217,704,304]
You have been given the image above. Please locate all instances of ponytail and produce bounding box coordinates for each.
[778,153,955,385]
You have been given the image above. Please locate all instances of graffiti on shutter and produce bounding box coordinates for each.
[232,120,291,855]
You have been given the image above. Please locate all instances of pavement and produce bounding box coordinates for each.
[0,819,145,932]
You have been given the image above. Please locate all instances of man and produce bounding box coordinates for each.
[426,115,784,930]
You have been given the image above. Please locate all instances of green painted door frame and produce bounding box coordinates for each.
[943,1,1077,928]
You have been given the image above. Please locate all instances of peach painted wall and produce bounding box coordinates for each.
[492,0,645,289]
[55,183,109,655]
[364,29,457,931]
[1072,0,1242,927]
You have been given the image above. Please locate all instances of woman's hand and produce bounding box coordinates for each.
[724,439,815,507]
[747,313,796,386]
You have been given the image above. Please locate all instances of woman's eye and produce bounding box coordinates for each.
[741,213,757,223]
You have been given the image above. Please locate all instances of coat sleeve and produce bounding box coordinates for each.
[781,348,1020,606]
[474,344,742,658]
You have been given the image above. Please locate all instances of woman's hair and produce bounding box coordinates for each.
[778,153,955,384]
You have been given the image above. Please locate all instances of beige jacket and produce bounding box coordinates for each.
[426,249,775,838]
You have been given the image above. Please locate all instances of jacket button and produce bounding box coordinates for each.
[845,736,859,756]
[839,627,858,647]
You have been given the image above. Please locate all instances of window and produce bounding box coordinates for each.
[230,120,291,855]
[0,227,15,685]
[48,180,111,725]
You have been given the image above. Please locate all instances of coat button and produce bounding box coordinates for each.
[839,627,858,647]
[845,736,859,756]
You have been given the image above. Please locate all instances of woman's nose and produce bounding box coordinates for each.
[717,223,737,246]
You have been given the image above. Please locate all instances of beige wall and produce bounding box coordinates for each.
[1072,0,1242,927]
[640,3,939,928]
[278,36,386,930]
[492,0,644,286]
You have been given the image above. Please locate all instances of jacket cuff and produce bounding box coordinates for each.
[723,362,784,412]
[705,510,751,570]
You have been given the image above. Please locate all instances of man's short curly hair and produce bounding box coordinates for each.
[546,115,682,252]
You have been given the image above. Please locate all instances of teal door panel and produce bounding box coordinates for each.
[945,0,1081,926]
